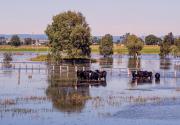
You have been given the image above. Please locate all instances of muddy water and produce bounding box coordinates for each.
[0,53,180,125]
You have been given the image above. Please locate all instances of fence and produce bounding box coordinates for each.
[0,62,180,78]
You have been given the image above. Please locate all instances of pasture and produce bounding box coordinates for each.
[0,45,160,54]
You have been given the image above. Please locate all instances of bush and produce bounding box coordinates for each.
[10,35,21,47]
[99,34,113,57]
[125,34,144,57]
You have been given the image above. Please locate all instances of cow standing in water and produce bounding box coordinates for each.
[155,73,160,82]
[131,71,153,80]
[77,70,107,81]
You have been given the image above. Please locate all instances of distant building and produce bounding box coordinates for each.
[33,39,49,46]
[0,37,6,45]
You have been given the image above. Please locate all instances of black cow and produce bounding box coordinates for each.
[132,71,152,80]
[155,73,160,82]
[77,70,107,81]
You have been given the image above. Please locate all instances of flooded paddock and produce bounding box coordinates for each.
[0,53,180,125]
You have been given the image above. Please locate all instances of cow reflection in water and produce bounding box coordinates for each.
[2,52,13,68]
[46,86,90,113]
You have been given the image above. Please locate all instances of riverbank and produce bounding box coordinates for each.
[0,45,160,54]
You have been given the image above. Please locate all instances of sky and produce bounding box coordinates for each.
[0,0,180,36]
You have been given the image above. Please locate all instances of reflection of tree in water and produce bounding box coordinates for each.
[46,85,90,113]
[160,57,171,70]
[99,57,113,68]
[46,62,90,113]
[2,52,13,68]
[128,57,141,69]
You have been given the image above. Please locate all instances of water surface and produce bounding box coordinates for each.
[0,53,180,125]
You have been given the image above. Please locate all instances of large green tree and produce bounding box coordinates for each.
[125,34,144,57]
[99,34,113,57]
[166,32,175,45]
[171,37,180,57]
[45,11,92,61]
[145,34,162,45]
[10,35,21,47]
[175,37,180,49]
[121,33,130,44]
[160,33,175,57]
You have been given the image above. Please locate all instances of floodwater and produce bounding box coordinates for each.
[0,53,180,125]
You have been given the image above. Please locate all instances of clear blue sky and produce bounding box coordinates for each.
[0,0,179,36]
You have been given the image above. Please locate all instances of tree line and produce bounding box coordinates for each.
[45,11,180,62]
[2,11,179,61]
[1,35,37,46]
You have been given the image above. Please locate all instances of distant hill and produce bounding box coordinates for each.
[0,34,122,42]
[3,34,178,42]
[0,34,48,40]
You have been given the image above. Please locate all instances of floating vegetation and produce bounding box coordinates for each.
[0,96,50,106]
[0,108,54,115]
[0,99,16,106]
[16,96,50,102]
[0,96,53,118]
[90,95,179,109]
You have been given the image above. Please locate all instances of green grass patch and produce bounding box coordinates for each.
[0,45,160,54]
[30,55,48,61]
[91,45,160,54]
[0,45,49,52]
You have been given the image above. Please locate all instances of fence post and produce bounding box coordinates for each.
[127,68,130,76]
[75,66,77,72]
[32,64,33,73]
[60,65,62,76]
[19,64,21,70]
[67,66,69,72]
[52,65,55,75]
[67,66,69,78]
[60,65,62,72]
[39,65,40,73]
[53,65,55,71]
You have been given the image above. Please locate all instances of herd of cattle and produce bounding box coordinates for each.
[77,70,107,81]
[132,71,161,81]
[77,70,161,82]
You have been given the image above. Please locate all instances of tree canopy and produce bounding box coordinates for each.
[24,38,33,45]
[145,34,162,45]
[175,37,180,49]
[99,34,113,57]
[125,34,144,57]
[45,11,92,61]
[10,35,21,47]
[171,38,180,57]
[160,33,175,57]
[92,37,100,45]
